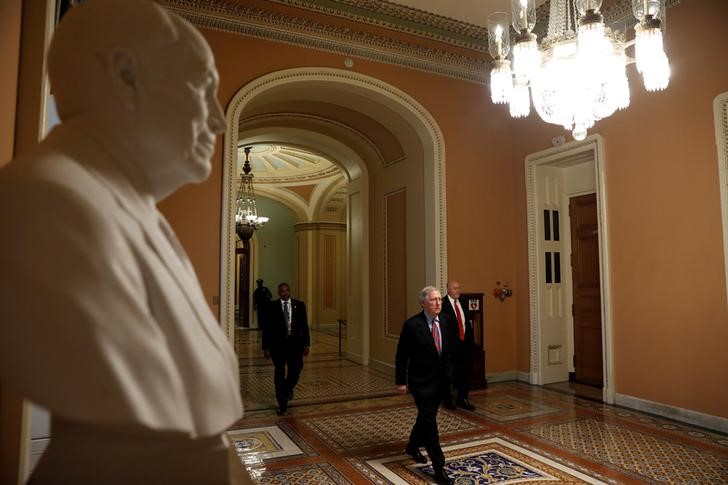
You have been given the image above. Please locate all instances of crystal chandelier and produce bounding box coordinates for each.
[489,0,670,140]
[235,146,268,241]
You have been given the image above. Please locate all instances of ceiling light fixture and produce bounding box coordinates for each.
[489,0,670,140]
[235,146,269,241]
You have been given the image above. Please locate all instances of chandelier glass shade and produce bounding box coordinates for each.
[235,146,268,241]
[489,0,670,140]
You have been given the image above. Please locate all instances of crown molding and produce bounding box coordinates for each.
[266,0,488,52]
[158,0,489,83]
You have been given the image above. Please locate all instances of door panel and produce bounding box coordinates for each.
[570,194,603,387]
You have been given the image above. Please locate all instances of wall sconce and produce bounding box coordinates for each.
[493,281,513,301]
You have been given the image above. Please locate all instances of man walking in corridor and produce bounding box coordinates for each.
[395,286,454,485]
[262,283,310,415]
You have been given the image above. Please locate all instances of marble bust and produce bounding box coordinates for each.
[0,0,249,482]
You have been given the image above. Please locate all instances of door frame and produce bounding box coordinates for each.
[525,135,615,403]
[714,92,728,312]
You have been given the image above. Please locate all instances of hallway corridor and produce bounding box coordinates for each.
[231,329,728,484]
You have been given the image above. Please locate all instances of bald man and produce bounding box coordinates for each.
[0,1,248,482]
[441,281,476,410]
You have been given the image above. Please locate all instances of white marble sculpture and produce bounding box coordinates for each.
[0,1,249,482]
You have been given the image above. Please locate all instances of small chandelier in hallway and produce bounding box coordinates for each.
[489,0,670,140]
[236,146,268,241]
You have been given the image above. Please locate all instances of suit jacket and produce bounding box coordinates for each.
[262,298,310,351]
[0,124,242,438]
[395,311,453,399]
[441,294,474,348]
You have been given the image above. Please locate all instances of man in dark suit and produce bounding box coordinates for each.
[262,283,310,415]
[441,280,476,411]
[395,286,454,485]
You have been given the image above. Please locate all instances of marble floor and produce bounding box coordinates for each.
[232,328,728,484]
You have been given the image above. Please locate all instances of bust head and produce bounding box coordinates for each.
[47,0,225,200]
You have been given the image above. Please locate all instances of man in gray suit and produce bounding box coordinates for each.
[0,1,247,482]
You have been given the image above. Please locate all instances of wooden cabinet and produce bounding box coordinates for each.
[462,292,487,389]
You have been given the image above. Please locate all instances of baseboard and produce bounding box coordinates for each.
[368,357,395,377]
[346,351,364,365]
[486,371,518,383]
[29,438,50,475]
[615,393,728,434]
[486,370,532,384]
[517,371,531,383]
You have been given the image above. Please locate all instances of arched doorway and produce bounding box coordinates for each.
[221,68,447,369]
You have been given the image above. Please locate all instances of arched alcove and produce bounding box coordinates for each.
[222,68,446,368]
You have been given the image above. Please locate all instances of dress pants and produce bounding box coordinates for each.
[270,338,304,407]
[408,394,445,472]
[453,344,474,400]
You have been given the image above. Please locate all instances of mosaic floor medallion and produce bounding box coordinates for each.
[471,395,563,422]
[366,437,607,484]
[227,425,303,461]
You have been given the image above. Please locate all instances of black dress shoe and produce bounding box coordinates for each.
[405,446,427,464]
[432,471,454,485]
[457,398,476,411]
[288,389,294,400]
[442,400,456,410]
[276,404,287,416]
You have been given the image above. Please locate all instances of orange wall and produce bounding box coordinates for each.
[509,0,728,417]
[160,0,728,417]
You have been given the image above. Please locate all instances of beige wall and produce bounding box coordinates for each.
[294,223,347,327]
[509,0,728,417]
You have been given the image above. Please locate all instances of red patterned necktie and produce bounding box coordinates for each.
[454,300,465,341]
[432,317,441,354]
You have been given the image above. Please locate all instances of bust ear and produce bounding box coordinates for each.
[104,48,139,112]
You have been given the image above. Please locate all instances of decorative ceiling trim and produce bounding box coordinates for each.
[266,0,488,51]
[236,164,341,184]
[158,0,489,84]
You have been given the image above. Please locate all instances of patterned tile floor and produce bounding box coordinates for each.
[232,329,728,483]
